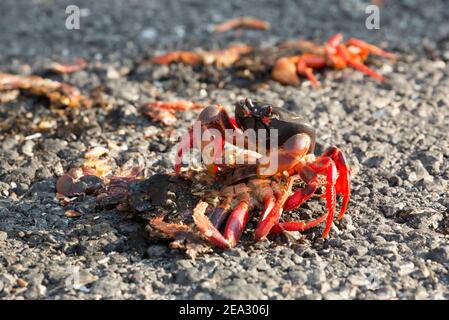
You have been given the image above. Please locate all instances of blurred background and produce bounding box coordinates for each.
[1,0,448,65]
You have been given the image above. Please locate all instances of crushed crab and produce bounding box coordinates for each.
[47,58,88,74]
[142,100,204,126]
[213,17,271,32]
[152,44,253,69]
[0,73,92,108]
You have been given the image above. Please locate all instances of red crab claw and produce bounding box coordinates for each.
[175,104,241,174]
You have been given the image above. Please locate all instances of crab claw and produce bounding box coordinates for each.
[272,57,300,86]
[175,104,242,174]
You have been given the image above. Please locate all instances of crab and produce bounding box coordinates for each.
[272,33,396,86]
[213,17,271,33]
[0,72,92,109]
[152,44,253,69]
[142,100,204,126]
[175,98,351,248]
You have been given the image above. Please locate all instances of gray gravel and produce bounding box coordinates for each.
[0,0,448,300]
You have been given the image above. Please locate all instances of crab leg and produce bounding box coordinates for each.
[283,157,337,238]
[308,157,337,238]
[336,44,385,81]
[193,201,250,249]
[346,38,396,59]
[283,165,319,211]
[254,175,298,240]
[324,33,347,68]
[321,147,351,219]
[296,54,327,87]
[223,202,250,248]
[208,198,232,228]
[270,213,328,234]
[149,216,194,238]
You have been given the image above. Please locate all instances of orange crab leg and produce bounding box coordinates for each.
[327,33,344,47]
[346,38,396,59]
[260,196,276,222]
[336,44,385,81]
[296,54,327,87]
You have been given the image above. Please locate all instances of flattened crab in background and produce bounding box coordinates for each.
[152,44,253,69]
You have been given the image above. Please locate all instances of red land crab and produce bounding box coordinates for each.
[272,33,396,86]
[175,98,351,248]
